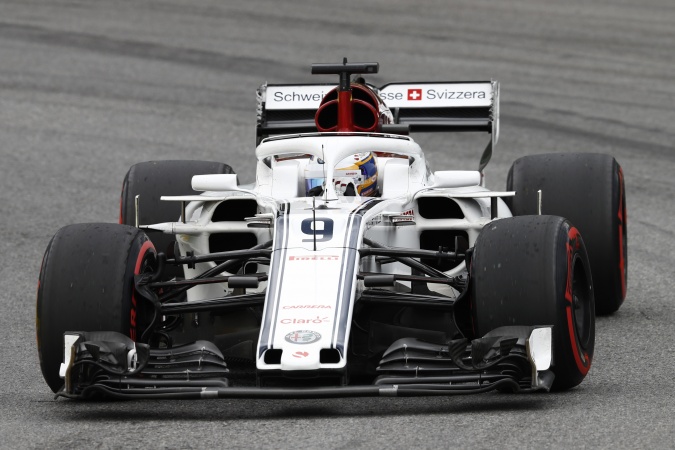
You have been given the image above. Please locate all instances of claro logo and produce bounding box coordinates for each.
[280,316,329,325]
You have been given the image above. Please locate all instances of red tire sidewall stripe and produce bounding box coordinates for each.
[565,226,591,375]
[130,240,155,341]
[617,167,627,300]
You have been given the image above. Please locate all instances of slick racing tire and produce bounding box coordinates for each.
[36,223,156,393]
[471,215,595,391]
[120,160,234,279]
[506,153,626,315]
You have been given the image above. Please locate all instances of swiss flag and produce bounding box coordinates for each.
[407,89,422,101]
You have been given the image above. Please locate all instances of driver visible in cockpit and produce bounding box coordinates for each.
[305,152,378,197]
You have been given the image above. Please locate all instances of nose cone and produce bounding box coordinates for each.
[281,342,322,371]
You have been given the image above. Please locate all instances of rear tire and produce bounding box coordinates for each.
[36,223,156,392]
[120,160,235,256]
[506,153,626,315]
[471,216,595,390]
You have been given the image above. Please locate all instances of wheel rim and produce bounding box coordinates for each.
[572,254,593,349]
[130,240,156,342]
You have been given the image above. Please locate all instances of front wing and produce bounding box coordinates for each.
[56,326,553,400]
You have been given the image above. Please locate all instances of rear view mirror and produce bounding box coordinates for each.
[192,174,239,192]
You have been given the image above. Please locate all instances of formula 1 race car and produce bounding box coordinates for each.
[37,60,627,400]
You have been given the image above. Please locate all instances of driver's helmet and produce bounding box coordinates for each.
[305,152,378,197]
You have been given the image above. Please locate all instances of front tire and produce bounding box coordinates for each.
[471,215,595,390]
[36,223,156,392]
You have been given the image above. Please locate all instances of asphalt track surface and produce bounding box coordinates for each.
[1,0,675,448]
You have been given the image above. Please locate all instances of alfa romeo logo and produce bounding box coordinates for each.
[284,330,321,345]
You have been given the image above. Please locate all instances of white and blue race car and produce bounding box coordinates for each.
[37,60,627,399]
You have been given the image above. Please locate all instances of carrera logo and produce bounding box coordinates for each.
[288,255,339,261]
[407,89,422,101]
[280,316,329,325]
[401,209,414,216]
[292,351,309,358]
[283,305,332,309]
